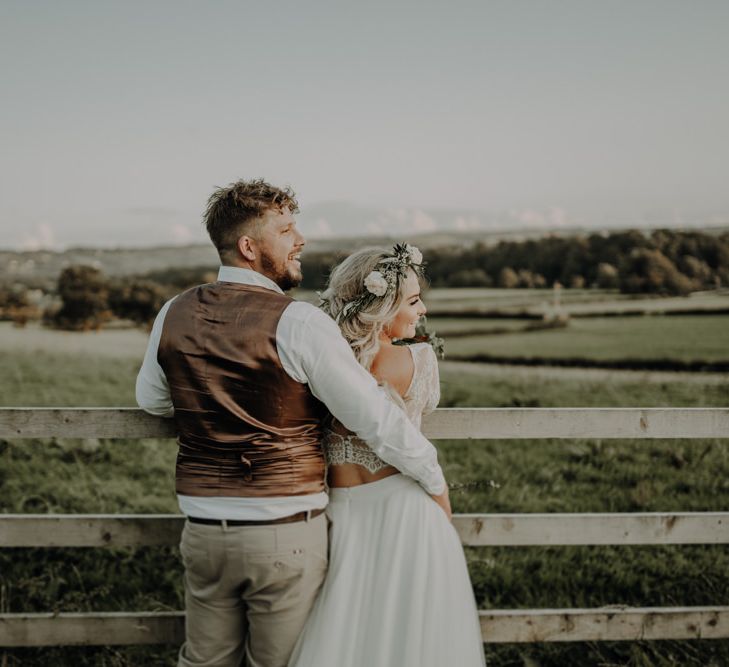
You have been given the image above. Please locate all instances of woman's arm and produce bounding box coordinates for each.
[284,305,446,495]
[373,342,451,520]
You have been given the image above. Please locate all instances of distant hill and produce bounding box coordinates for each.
[2,224,728,289]
[0,227,577,286]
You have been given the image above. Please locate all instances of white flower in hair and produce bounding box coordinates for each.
[406,244,423,265]
[364,270,388,296]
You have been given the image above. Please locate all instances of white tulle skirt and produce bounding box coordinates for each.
[288,474,485,667]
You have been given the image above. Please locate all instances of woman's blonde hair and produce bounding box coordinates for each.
[320,246,421,371]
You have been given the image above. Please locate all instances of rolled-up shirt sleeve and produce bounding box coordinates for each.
[135,297,176,418]
[278,302,446,495]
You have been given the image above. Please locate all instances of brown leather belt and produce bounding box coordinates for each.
[187,507,325,527]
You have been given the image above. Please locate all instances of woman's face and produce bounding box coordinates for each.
[387,269,427,340]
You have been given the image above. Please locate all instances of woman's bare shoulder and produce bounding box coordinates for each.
[371,345,415,398]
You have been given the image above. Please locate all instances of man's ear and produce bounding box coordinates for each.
[237,236,257,262]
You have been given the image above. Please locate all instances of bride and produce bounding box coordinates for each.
[288,244,485,667]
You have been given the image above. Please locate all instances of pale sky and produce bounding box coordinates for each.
[1,0,728,249]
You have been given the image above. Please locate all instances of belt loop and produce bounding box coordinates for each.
[305,510,312,522]
[221,519,228,531]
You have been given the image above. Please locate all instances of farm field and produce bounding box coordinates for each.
[295,286,623,311]
[424,317,531,336]
[1,321,728,665]
[2,313,728,371]
[424,287,729,317]
[296,286,729,316]
[438,314,729,366]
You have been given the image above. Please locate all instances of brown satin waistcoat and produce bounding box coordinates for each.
[157,282,327,498]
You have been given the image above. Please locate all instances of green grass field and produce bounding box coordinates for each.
[438,314,729,365]
[296,287,635,313]
[422,287,729,317]
[294,285,729,318]
[426,317,532,336]
[426,286,625,308]
[2,322,729,665]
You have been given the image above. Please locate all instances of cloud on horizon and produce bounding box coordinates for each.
[21,223,56,251]
[123,206,182,219]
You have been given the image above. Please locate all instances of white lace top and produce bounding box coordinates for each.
[324,343,441,473]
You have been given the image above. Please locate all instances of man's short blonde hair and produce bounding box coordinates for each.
[203,178,299,260]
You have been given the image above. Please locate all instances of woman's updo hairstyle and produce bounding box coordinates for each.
[319,246,420,371]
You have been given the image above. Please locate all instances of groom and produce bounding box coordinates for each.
[136,178,449,667]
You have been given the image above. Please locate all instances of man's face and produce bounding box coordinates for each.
[253,207,305,290]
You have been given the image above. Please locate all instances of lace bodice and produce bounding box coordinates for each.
[324,343,440,473]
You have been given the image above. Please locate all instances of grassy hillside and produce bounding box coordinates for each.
[439,314,729,368]
[1,336,728,665]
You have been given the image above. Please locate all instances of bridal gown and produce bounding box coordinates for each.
[289,342,485,667]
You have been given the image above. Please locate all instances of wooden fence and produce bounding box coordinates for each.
[1,407,728,647]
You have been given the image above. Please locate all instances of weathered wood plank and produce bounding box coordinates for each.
[2,513,727,547]
[0,612,184,647]
[0,408,176,439]
[2,608,728,646]
[480,606,729,643]
[1,407,728,439]
[423,407,729,439]
[0,515,185,547]
[454,512,729,546]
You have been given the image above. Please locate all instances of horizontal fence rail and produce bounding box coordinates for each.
[2,607,729,647]
[455,512,729,546]
[2,407,728,648]
[2,513,728,548]
[479,607,729,643]
[2,407,729,439]
[0,612,185,648]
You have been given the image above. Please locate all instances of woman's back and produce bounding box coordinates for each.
[325,342,440,488]
[371,342,416,398]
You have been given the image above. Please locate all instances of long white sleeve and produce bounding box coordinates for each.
[135,297,176,418]
[134,264,446,495]
[278,302,446,495]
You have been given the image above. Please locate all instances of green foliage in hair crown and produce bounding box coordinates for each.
[393,317,446,360]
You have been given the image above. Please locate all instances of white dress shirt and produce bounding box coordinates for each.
[136,266,446,520]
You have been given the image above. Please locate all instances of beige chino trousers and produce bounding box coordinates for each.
[178,513,328,667]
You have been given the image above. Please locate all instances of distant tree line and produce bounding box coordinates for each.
[3,228,726,331]
[37,265,219,330]
[39,266,166,330]
[0,285,39,326]
[299,229,729,296]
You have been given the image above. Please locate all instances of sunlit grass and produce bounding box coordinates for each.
[444,314,729,363]
[1,332,729,665]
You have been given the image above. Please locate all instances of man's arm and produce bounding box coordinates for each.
[135,298,176,418]
[278,303,446,495]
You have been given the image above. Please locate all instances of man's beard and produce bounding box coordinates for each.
[260,249,302,291]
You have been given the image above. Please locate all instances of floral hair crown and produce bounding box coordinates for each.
[322,243,424,324]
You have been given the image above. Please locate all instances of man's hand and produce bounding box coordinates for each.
[431,486,452,521]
